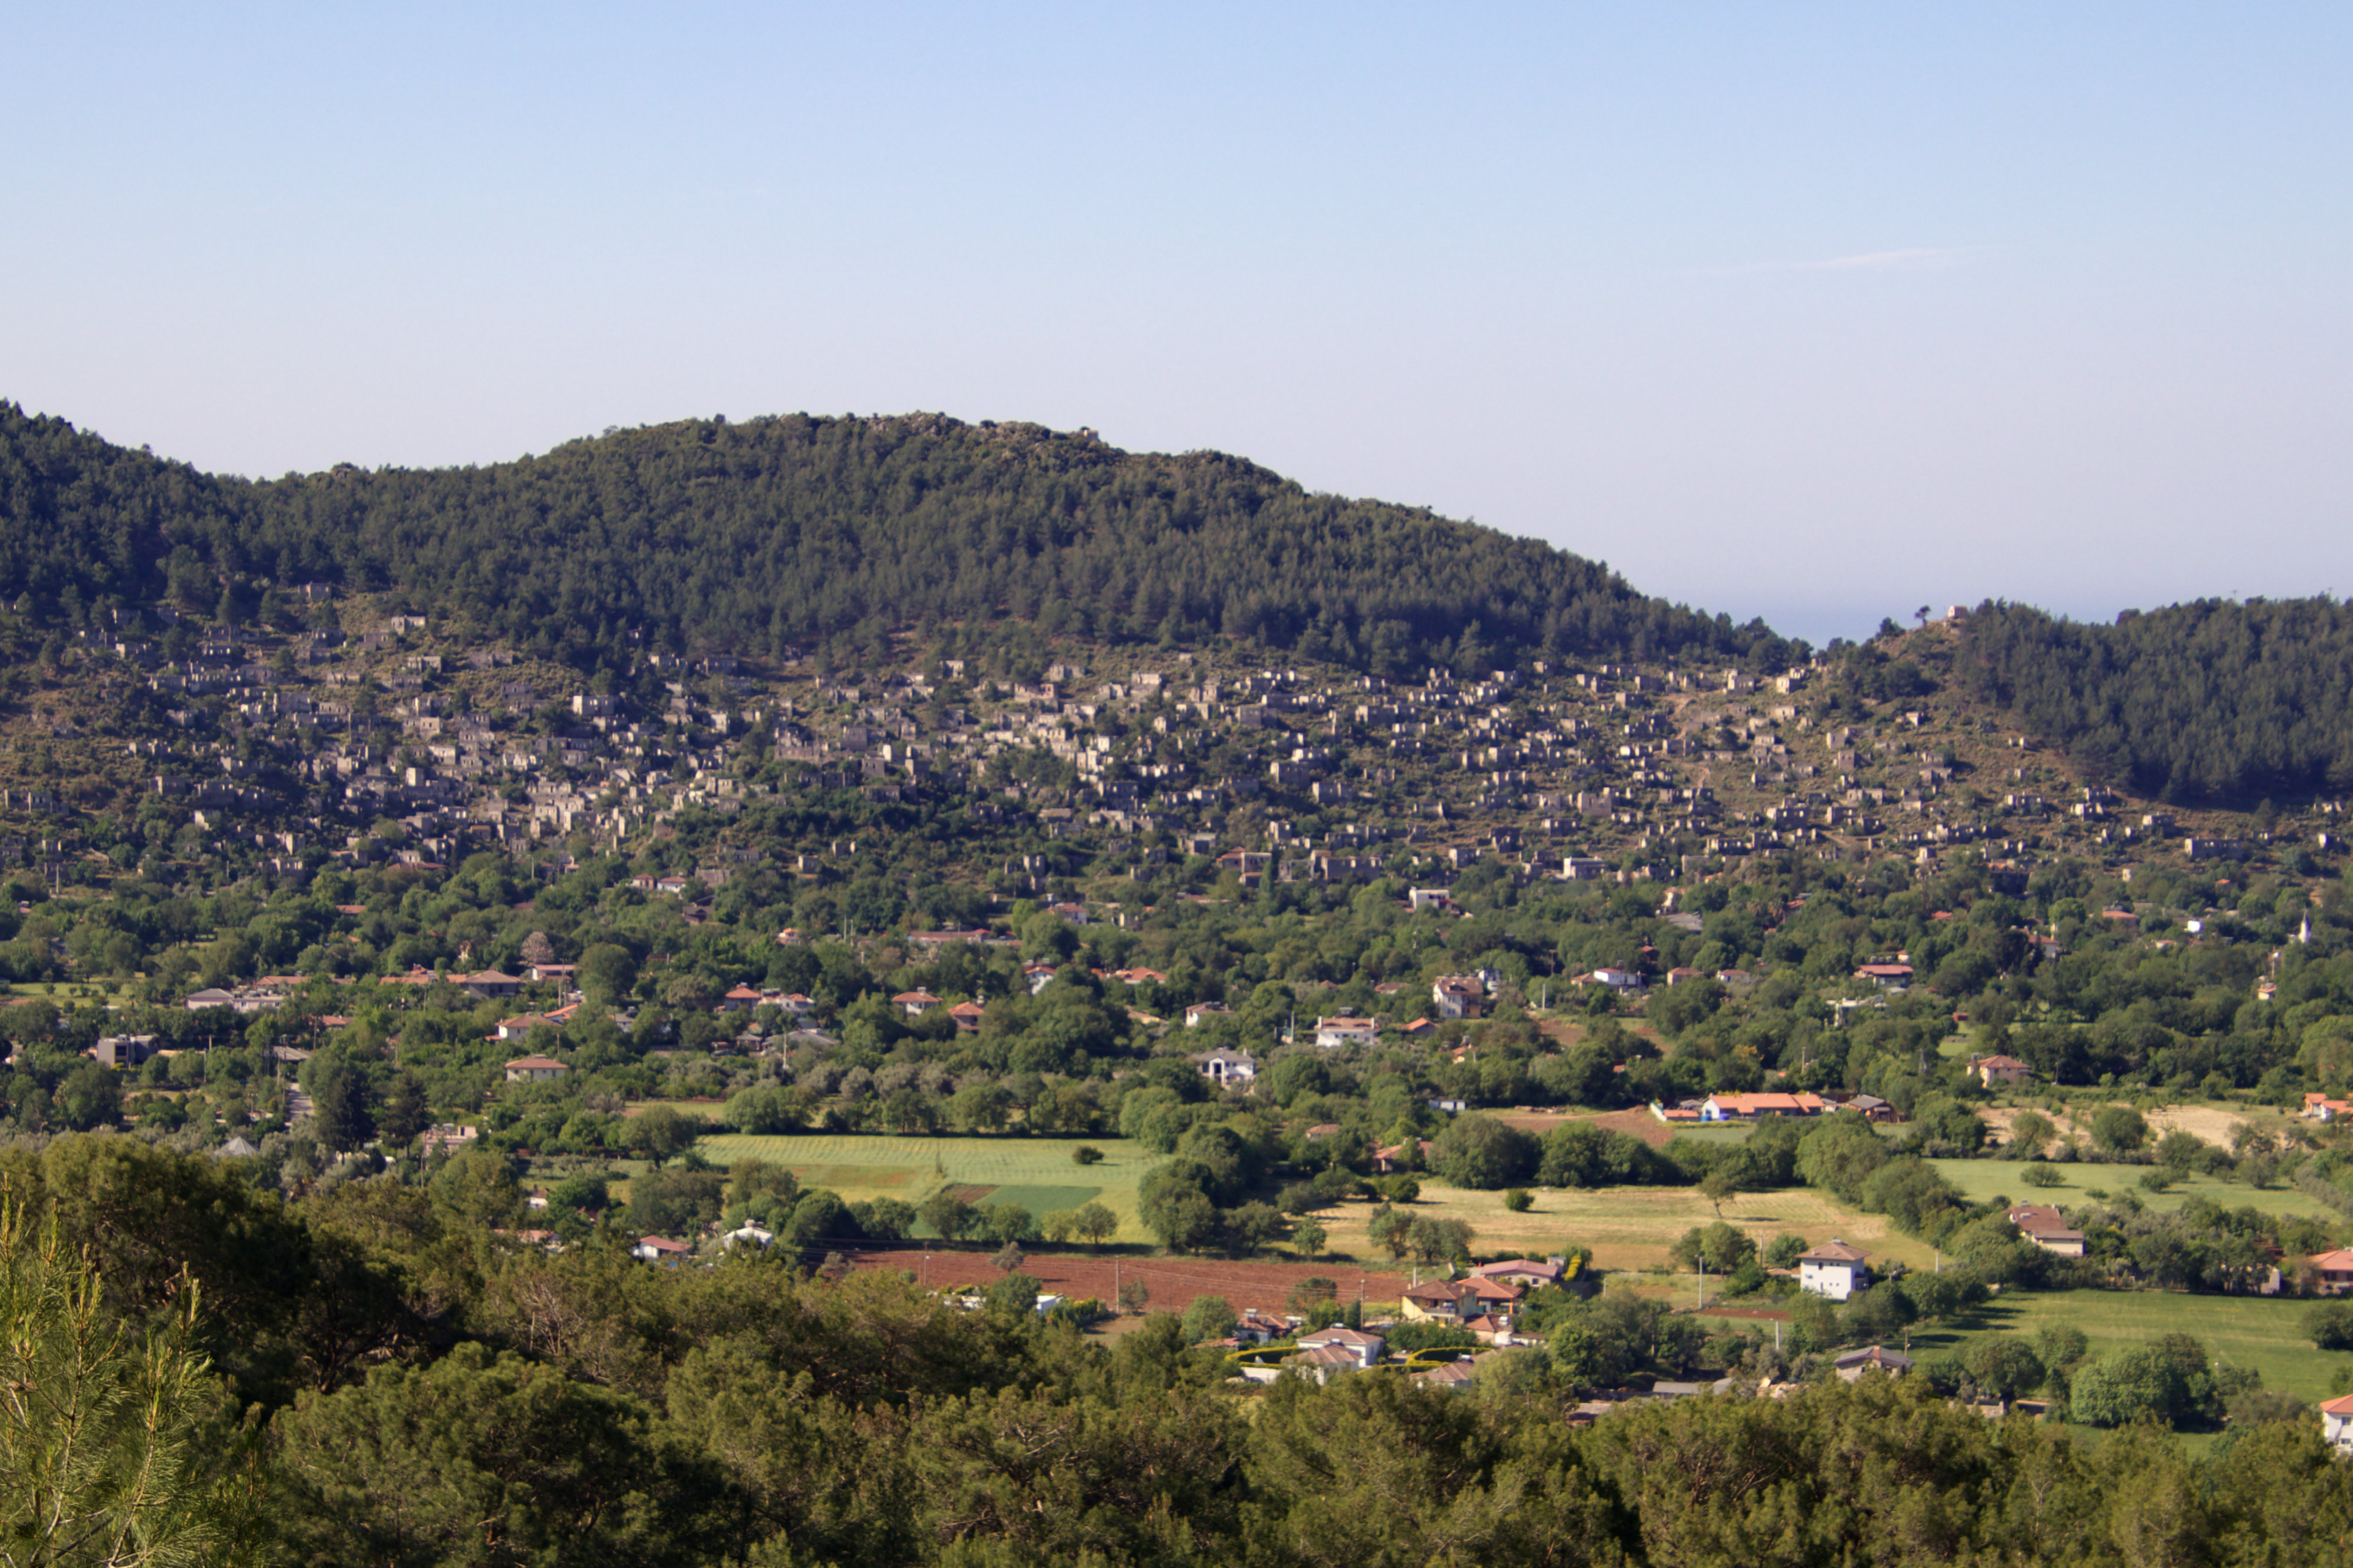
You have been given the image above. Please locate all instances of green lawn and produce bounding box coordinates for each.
[1668,1124,1755,1145]
[1904,1287,2353,1407]
[693,1133,1163,1243]
[10,980,135,1005]
[1928,1159,2333,1219]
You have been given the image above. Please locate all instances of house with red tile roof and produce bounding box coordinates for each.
[2322,1393,2353,1452]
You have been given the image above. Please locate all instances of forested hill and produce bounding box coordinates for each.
[1954,598,2353,804]
[0,402,1791,676]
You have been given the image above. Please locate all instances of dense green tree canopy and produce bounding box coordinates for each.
[0,403,1791,678]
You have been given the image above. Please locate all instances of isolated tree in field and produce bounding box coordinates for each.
[1368,1205,1413,1260]
[1699,1168,1741,1219]
[2091,1105,2149,1155]
[1406,1216,1475,1267]
[979,1201,1038,1246]
[1116,1277,1149,1315]
[1224,1201,1283,1255]
[1041,1208,1078,1246]
[2305,1301,2353,1350]
[919,1192,978,1241]
[1073,1201,1118,1249]
[1291,1219,1328,1259]
[2005,1110,2055,1159]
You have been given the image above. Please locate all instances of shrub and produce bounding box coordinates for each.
[1072,1145,1104,1166]
[1179,1295,1236,1344]
[984,1272,1041,1315]
[2305,1300,2353,1351]
[1502,1187,1533,1212]
[2021,1163,2065,1188]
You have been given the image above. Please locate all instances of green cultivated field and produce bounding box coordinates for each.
[1928,1159,2335,1219]
[1314,1176,1941,1274]
[693,1133,1162,1242]
[1664,1123,1755,1146]
[1907,1287,2353,1409]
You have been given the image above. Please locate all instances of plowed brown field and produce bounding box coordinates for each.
[847,1245,1414,1316]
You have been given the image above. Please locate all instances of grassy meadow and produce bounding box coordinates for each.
[1905,1288,2353,1410]
[1309,1177,1939,1274]
[1927,1158,2335,1220]
[691,1133,1164,1242]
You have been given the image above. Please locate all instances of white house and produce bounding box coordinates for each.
[1193,1047,1258,1087]
[1797,1239,1871,1300]
[1312,1016,1379,1049]
[1431,976,1484,1020]
[1295,1325,1384,1370]
[2323,1393,2353,1452]
[502,1055,569,1084]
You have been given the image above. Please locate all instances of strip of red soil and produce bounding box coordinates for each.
[845,1245,1414,1315]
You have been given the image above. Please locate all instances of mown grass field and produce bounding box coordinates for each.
[1904,1287,2353,1408]
[692,1133,1162,1242]
[1310,1179,1939,1273]
[1927,1159,2334,1219]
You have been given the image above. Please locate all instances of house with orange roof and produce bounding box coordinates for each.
[502,1055,568,1084]
[1431,975,1484,1019]
[458,969,525,999]
[1374,1137,1435,1172]
[1969,1053,2034,1088]
[2323,1393,2353,1452]
[2311,1249,2353,1295]
[2006,1204,2088,1257]
[1699,1092,1827,1121]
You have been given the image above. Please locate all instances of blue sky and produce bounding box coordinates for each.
[5,4,2348,644]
